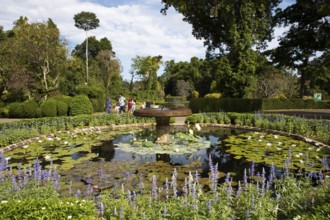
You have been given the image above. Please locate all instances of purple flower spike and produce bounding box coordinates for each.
[243,168,248,189]
[322,156,329,170]
[152,175,158,200]
[250,161,255,177]
[75,189,81,197]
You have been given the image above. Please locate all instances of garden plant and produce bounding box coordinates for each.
[0,112,329,219]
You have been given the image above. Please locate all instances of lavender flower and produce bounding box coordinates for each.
[120,206,124,219]
[322,156,329,170]
[162,206,168,219]
[225,172,230,183]
[171,169,177,198]
[206,200,212,214]
[75,189,81,197]
[98,168,103,179]
[250,161,255,177]
[127,190,132,202]
[165,178,169,199]
[236,181,242,198]
[195,170,199,184]
[139,175,144,192]
[243,168,248,189]
[261,167,266,196]
[12,175,18,191]
[152,175,158,200]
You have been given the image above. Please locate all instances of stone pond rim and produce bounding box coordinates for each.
[133,107,192,125]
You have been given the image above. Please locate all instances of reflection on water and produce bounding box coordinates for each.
[88,127,255,180]
[6,126,278,192]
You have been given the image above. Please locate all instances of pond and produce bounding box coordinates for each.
[3,125,329,197]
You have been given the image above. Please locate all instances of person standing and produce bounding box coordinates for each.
[127,97,133,113]
[118,93,126,113]
[105,97,112,114]
[132,99,136,112]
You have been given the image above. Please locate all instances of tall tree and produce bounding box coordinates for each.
[267,0,330,98]
[73,11,100,84]
[6,17,67,100]
[161,0,281,97]
[130,55,162,92]
[306,52,330,98]
[96,50,121,93]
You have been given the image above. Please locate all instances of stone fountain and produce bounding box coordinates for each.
[133,97,192,144]
[133,107,192,125]
[133,97,192,126]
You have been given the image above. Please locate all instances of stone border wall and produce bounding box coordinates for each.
[1,122,328,153]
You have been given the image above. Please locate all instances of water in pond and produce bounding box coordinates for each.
[3,125,329,196]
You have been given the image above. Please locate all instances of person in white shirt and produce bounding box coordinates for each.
[132,99,136,112]
[118,93,126,113]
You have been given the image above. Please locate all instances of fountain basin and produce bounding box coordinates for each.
[133,107,192,125]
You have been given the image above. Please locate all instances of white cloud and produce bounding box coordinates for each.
[0,0,205,80]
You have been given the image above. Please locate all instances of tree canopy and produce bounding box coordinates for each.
[161,0,281,97]
[74,11,100,84]
[266,0,330,98]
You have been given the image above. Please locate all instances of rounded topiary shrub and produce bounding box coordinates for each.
[52,95,72,105]
[68,95,93,116]
[21,100,41,118]
[56,100,68,116]
[41,99,57,117]
[8,102,22,118]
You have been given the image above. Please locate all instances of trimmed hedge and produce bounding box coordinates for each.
[68,95,93,116]
[8,100,41,118]
[41,99,57,117]
[189,98,330,113]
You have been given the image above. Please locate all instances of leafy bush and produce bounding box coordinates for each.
[56,100,68,116]
[0,107,9,118]
[41,99,57,117]
[21,100,41,118]
[8,102,22,118]
[204,93,222,98]
[68,95,94,116]
[51,95,72,105]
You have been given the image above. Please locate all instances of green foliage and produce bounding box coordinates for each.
[190,98,330,113]
[56,100,68,116]
[68,95,94,116]
[21,100,41,118]
[268,1,330,98]
[204,93,222,99]
[189,98,262,113]
[51,95,72,105]
[41,99,57,117]
[0,107,9,118]
[41,97,69,117]
[76,85,104,112]
[0,197,98,220]
[8,100,41,118]
[8,102,22,118]
[186,112,330,144]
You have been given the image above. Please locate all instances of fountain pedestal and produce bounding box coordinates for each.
[133,107,192,126]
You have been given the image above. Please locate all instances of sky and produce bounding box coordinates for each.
[0,0,294,81]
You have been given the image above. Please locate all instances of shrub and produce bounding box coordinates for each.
[56,100,68,116]
[0,107,9,118]
[204,93,222,99]
[191,90,199,99]
[68,95,93,116]
[8,102,21,118]
[21,100,41,118]
[51,95,72,105]
[41,99,57,117]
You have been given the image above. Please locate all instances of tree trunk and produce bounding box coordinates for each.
[85,31,89,84]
